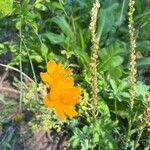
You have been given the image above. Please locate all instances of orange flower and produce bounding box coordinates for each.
[40,60,81,120]
[40,60,72,87]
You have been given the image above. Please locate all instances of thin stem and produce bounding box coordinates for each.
[0,71,8,87]
[127,117,132,142]
[19,16,23,113]
[59,0,68,17]
[134,126,145,150]
[22,40,38,100]
[0,87,19,94]
[25,20,48,64]
[22,41,37,85]
[36,33,48,64]
[114,98,118,121]
[118,0,126,25]
[0,63,34,83]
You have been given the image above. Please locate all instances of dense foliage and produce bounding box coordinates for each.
[0,0,150,149]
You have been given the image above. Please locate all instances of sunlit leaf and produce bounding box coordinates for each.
[0,0,13,16]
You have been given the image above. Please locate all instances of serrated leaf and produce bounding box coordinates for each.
[98,42,124,71]
[98,98,110,116]
[135,81,149,97]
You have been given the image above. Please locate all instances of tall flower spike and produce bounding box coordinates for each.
[89,0,100,113]
[128,0,136,109]
[143,94,150,125]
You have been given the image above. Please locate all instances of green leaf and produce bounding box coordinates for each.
[111,110,129,119]
[97,3,119,39]
[120,92,130,98]
[71,137,80,148]
[0,0,13,16]
[139,21,150,40]
[34,0,46,10]
[135,81,149,98]
[110,79,117,92]
[44,32,65,44]
[137,40,150,52]
[41,44,48,58]
[74,46,90,69]
[109,68,122,79]
[136,57,150,66]
[51,16,73,37]
[20,0,29,16]
[81,139,88,150]
[93,132,99,143]
[32,55,43,63]
[117,80,129,91]
[97,98,110,116]
[51,2,62,9]
[98,42,124,71]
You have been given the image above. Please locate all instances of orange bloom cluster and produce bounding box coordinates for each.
[40,60,81,120]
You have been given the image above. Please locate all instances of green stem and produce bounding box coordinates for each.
[118,0,126,25]
[126,111,132,149]
[36,33,48,64]
[22,41,37,85]
[114,98,117,121]
[25,20,48,64]
[59,0,68,17]
[133,127,144,150]
[22,40,38,101]
[19,16,23,113]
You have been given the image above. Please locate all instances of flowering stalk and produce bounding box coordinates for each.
[134,94,150,149]
[141,94,150,127]
[126,0,137,144]
[89,0,100,114]
[128,0,136,109]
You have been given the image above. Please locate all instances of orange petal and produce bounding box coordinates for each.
[40,72,53,84]
[50,87,60,100]
[70,87,81,98]
[61,87,81,104]
[62,105,78,117]
[63,77,74,88]
[47,60,57,74]
[55,103,66,120]
[43,94,54,107]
